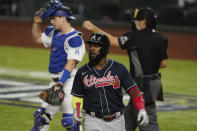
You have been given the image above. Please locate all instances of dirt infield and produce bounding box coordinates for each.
[0,21,197,61]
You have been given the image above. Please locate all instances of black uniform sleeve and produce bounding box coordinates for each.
[161,37,168,60]
[119,63,137,92]
[71,69,85,97]
[118,32,136,49]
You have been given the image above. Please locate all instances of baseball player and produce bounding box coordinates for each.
[31,1,85,131]
[71,33,149,131]
[82,7,168,131]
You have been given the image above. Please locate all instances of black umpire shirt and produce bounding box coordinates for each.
[118,28,168,76]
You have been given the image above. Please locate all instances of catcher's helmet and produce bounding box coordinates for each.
[51,5,76,20]
[41,0,75,20]
[131,7,158,29]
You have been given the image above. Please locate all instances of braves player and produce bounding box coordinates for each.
[71,33,149,131]
[82,7,168,131]
[31,1,85,131]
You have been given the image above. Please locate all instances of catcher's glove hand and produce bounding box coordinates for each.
[39,83,65,106]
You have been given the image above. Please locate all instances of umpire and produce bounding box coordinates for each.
[82,7,168,131]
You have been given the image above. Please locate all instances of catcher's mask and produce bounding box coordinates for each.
[86,33,110,66]
[130,7,158,29]
[42,0,75,20]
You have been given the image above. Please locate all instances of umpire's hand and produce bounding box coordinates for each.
[137,109,149,127]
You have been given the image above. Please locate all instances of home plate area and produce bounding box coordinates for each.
[0,80,197,112]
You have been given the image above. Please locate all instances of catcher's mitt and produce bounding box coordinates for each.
[39,83,65,106]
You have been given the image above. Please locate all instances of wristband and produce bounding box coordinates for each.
[128,86,145,111]
[59,69,71,84]
[132,95,145,111]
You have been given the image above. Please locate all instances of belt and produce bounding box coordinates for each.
[86,110,123,121]
[144,73,160,80]
[136,73,160,81]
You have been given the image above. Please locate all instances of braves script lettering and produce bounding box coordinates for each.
[83,71,120,89]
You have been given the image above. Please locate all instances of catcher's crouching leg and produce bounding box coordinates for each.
[61,113,77,131]
[31,111,51,131]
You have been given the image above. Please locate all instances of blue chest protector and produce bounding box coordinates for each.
[49,29,78,73]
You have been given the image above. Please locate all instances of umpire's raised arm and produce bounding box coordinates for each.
[82,21,120,47]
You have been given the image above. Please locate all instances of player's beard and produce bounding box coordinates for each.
[89,51,105,67]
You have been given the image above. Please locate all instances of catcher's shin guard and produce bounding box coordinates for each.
[61,113,74,130]
[31,112,51,131]
[31,126,40,131]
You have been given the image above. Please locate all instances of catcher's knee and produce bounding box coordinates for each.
[61,113,74,129]
[32,111,51,130]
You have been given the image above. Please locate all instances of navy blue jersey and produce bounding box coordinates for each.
[71,59,137,115]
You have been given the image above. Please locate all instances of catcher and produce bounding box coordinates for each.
[30,0,85,131]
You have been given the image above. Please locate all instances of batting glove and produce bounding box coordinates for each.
[137,109,149,127]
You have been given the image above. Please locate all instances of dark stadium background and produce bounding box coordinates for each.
[0,0,197,61]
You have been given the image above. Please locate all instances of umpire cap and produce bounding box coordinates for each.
[86,33,110,47]
[131,7,158,28]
